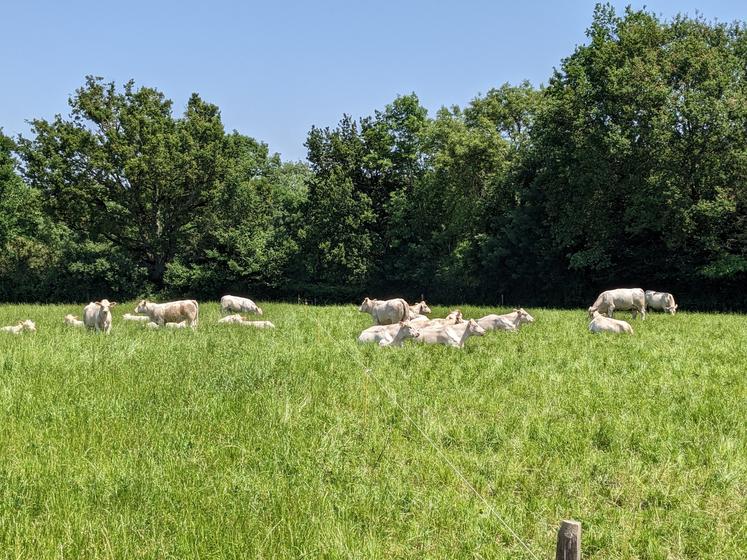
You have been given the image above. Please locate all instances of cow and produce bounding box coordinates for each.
[83,299,117,334]
[415,319,485,348]
[358,321,419,346]
[588,311,634,334]
[123,313,150,322]
[645,291,678,315]
[220,295,262,316]
[145,322,160,329]
[217,314,246,324]
[409,300,432,318]
[238,320,276,329]
[135,300,199,329]
[0,320,36,334]
[165,321,188,329]
[477,308,535,332]
[588,288,646,320]
[64,314,85,328]
[409,310,463,328]
[358,297,410,325]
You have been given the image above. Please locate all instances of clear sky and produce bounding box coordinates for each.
[2,0,745,161]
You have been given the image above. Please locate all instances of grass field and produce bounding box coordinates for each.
[0,302,744,559]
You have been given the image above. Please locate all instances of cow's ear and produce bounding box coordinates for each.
[94,301,102,306]
[110,302,117,307]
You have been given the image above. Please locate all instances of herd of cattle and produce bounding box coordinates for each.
[0,288,676,344]
[356,288,677,348]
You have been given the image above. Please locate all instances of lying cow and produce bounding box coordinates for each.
[165,321,188,329]
[588,288,646,320]
[135,299,199,329]
[123,313,150,322]
[409,310,463,328]
[415,319,485,348]
[409,300,432,318]
[239,320,276,329]
[220,295,262,316]
[645,291,678,315]
[358,297,410,325]
[477,308,535,332]
[588,311,634,334]
[0,320,36,334]
[64,314,85,328]
[217,314,246,324]
[358,321,419,347]
[83,299,117,334]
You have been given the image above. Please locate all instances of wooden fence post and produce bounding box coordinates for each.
[556,520,581,560]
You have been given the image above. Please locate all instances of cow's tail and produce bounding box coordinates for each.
[400,299,410,322]
[192,300,199,328]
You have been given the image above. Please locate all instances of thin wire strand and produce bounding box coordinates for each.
[312,313,542,560]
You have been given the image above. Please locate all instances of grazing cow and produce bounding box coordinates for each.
[123,313,150,322]
[645,291,678,315]
[64,314,84,328]
[358,321,419,346]
[415,319,485,348]
[409,300,432,318]
[588,288,646,320]
[477,308,535,332]
[588,311,634,334]
[83,299,117,334]
[220,295,262,316]
[135,300,199,329]
[165,321,188,329]
[358,297,410,325]
[410,310,463,328]
[0,320,36,334]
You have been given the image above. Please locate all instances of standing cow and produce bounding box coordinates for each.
[645,291,678,314]
[358,297,410,325]
[135,300,199,329]
[588,288,646,320]
[220,295,262,316]
[83,299,117,334]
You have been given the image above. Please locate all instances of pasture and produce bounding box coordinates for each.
[0,302,744,558]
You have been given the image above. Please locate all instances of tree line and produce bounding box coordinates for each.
[1,6,745,309]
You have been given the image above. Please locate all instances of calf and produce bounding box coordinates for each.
[588,311,634,334]
[64,314,85,328]
[83,299,117,334]
[0,320,36,334]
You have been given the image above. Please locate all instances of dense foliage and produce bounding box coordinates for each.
[2,6,746,308]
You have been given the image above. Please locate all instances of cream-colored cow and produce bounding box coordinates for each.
[477,308,534,332]
[588,311,634,334]
[358,297,410,325]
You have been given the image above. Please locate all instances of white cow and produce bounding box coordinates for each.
[588,311,634,334]
[64,314,85,328]
[239,320,276,329]
[135,300,199,329]
[0,320,36,334]
[408,300,432,318]
[165,321,188,329]
[220,295,262,316]
[645,291,678,315]
[358,297,410,325]
[409,310,463,328]
[477,308,535,332]
[358,321,419,346]
[123,313,150,322]
[145,321,160,329]
[588,288,646,320]
[217,314,246,324]
[83,299,117,334]
[415,319,486,348]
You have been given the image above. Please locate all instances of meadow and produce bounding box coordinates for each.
[0,302,744,559]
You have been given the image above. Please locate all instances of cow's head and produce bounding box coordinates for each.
[446,310,463,324]
[135,300,148,314]
[256,306,264,316]
[358,298,373,312]
[95,300,116,321]
[415,301,431,315]
[20,320,36,333]
[467,319,485,336]
[515,308,535,324]
[666,304,678,315]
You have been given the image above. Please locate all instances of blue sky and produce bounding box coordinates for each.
[2,0,745,161]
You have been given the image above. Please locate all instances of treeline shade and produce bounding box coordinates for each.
[1,6,746,308]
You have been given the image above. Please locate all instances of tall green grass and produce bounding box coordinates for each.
[0,303,744,558]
